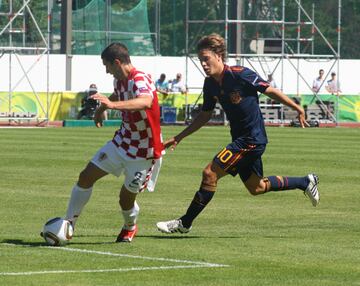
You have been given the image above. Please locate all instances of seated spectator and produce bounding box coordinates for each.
[155,73,169,96]
[170,73,187,94]
[77,84,107,120]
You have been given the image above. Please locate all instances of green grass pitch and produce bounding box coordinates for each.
[0,126,359,286]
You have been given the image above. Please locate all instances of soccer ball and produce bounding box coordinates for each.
[41,217,73,246]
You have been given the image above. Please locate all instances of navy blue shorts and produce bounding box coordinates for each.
[213,138,266,182]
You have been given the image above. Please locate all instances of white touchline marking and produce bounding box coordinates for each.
[2,243,227,267]
[52,246,228,267]
[0,243,229,276]
[0,265,226,276]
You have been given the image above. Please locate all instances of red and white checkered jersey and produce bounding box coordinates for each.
[111,68,164,160]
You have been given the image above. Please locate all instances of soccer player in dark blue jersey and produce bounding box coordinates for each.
[156,33,319,234]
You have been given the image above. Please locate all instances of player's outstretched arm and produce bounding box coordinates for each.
[164,110,212,150]
[91,93,152,111]
[264,86,309,128]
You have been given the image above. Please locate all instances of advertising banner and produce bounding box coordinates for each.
[1,92,359,122]
[0,92,82,121]
[301,94,360,122]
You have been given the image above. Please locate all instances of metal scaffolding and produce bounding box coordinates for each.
[0,0,50,125]
[185,0,342,125]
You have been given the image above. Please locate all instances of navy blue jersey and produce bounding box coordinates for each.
[202,65,269,144]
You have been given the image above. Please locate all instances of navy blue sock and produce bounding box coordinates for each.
[267,176,309,191]
[180,188,215,228]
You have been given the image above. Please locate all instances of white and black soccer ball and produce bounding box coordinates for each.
[41,217,73,246]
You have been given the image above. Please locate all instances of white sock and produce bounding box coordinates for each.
[65,184,93,227]
[121,201,140,230]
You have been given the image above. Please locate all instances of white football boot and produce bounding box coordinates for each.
[156,219,191,234]
[304,174,320,207]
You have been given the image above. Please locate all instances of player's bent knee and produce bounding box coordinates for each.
[78,163,108,188]
[78,169,93,188]
[202,167,217,184]
[201,170,217,192]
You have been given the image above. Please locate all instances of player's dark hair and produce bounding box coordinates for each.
[101,42,131,64]
[197,33,226,62]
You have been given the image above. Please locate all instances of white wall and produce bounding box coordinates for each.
[0,54,359,95]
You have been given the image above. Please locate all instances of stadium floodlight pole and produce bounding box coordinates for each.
[185,0,189,122]
[155,0,160,55]
[281,0,284,92]
[337,0,341,59]
[296,0,301,97]
[47,0,51,124]
[8,0,12,121]
[235,0,243,65]
[224,0,228,50]
[280,0,285,124]
[173,0,176,55]
[105,0,111,46]
[61,0,72,91]
[22,0,25,46]
[8,0,14,122]
[336,0,342,126]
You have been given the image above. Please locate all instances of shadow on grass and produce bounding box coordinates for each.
[137,234,201,240]
[75,234,114,238]
[82,233,241,240]
[2,238,115,247]
[1,234,244,248]
[70,233,202,240]
[67,241,115,245]
[1,239,45,247]
[67,235,201,245]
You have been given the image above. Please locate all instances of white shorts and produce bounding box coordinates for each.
[91,141,162,193]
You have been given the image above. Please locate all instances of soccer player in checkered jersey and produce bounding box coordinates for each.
[64,42,164,242]
[156,33,319,234]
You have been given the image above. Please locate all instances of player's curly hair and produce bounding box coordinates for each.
[101,42,131,64]
[196,33,226,62]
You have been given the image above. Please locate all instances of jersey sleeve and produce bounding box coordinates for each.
[240,67,270,93]
[201,78,216,111]
[133,73,154,98]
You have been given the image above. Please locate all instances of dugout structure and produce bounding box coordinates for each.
[184,0,342,125]
[0,0,50,125]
